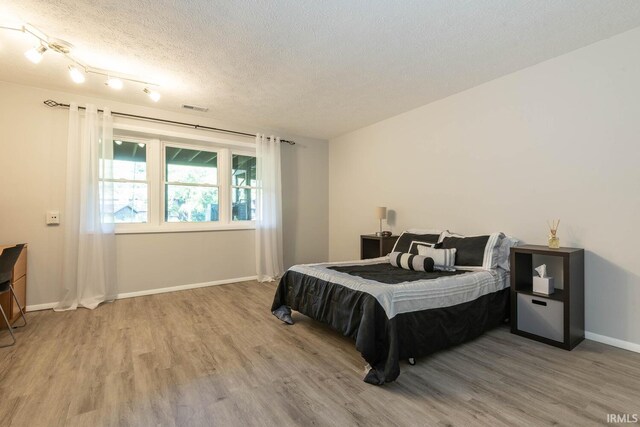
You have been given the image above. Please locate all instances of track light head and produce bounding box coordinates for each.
[68,65,85,83]
[144,87,161,102]
[106,77,123,90]
[47,38,73,54]
[8,23,161,92]
[25,45,47,64]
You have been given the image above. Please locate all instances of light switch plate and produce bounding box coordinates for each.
[46,210,60,225]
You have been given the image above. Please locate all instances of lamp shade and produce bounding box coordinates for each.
[375,206,387,220]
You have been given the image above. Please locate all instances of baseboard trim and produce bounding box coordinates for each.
[585,331,640,354]
[25,275,258,312]
[26,302,59,312]
[116,276,258,300]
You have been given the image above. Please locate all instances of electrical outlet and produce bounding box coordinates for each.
[46,210,60,225]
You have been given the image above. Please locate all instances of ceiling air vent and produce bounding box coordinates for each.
[181,104,209,112]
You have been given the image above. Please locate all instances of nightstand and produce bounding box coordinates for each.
[510,245,584,350]
[360,234,399,259]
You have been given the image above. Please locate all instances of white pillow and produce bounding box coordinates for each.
[408,240,434,254]
[406,228,443,235]
[437,230,463,243]
[417,245,457,272]
[497,235,519,271]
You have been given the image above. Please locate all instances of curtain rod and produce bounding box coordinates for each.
[42,99,296,145]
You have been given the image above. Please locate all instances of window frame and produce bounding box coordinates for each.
[162,141,221,226]
[230,149,258,224]
[110,131,256,234]
[108,136,158,233]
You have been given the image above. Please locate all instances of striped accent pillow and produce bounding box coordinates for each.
[408,240,434,254]
[416,245,457,272]
[389,252,434,272]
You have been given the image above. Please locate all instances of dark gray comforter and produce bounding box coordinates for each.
[271,262,509,385]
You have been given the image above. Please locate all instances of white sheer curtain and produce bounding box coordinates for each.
[55,104,117,310]
[255,134,284,282]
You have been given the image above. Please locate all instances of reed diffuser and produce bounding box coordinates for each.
[547,219,560,249]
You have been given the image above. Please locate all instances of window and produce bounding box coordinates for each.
[231,154,257,221]
[111,139,148,223]
[110,134,256,233]
[165,146,219,223]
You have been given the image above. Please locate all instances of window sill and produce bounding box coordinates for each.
[115,222,256,235]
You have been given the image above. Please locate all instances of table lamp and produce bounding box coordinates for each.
[375,207,388,236]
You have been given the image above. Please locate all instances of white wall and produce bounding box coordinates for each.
[329,28,640,346]
[0,81,328,306]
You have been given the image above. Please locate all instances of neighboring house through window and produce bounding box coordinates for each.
[111,139,148,223]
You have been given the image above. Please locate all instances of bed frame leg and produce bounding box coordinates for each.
[408,358,415,366]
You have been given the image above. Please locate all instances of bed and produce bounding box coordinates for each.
[271,230,514,385]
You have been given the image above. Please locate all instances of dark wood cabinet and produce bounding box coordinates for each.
[360,234,399,260]
[510,245,584,350]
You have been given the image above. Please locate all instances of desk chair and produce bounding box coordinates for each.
[0,244,27,347]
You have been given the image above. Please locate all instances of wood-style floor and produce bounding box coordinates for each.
[0,281,638,426]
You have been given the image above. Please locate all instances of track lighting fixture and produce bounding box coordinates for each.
[2,22,161,98]
[144,87,161,102]
[106,77,123,90]
[24,44,47,64]
[68,65,85,83]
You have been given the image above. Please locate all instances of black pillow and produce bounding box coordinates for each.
[393,232,441,254]
[438,235,490,266]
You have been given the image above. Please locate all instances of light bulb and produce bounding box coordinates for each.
[138,143,145,148]
[144,87,161,102]
[114,140,123,145]
[68,65,85,83]
[25,45,47,64]
[106,77,123,90]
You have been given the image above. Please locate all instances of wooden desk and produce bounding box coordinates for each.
[0,244,27,328]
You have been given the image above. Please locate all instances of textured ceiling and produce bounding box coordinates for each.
[1,1,640,139]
